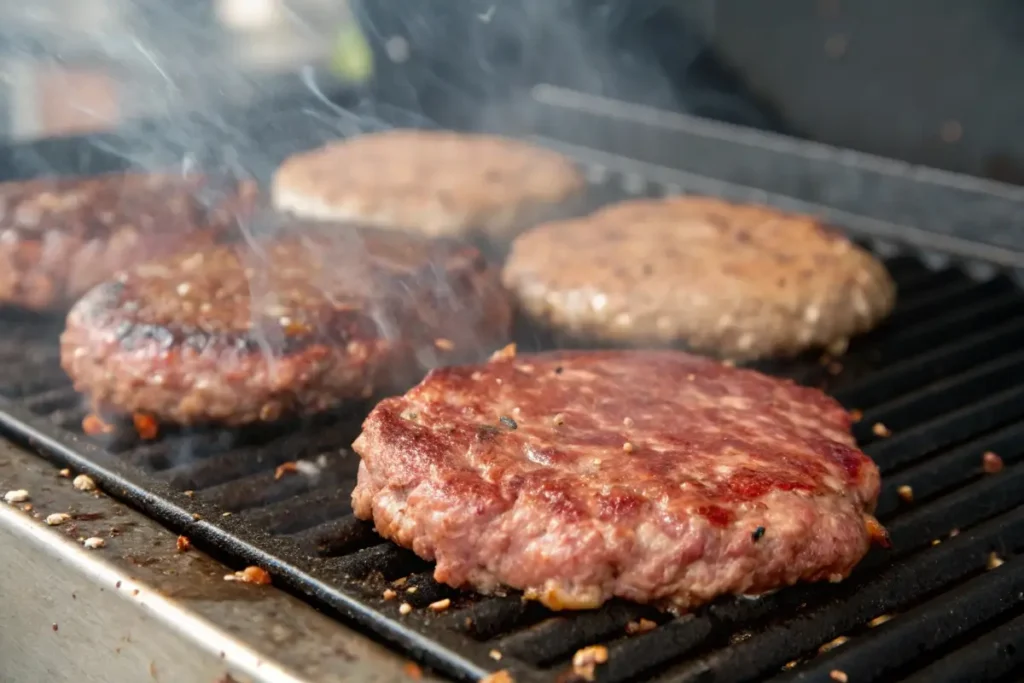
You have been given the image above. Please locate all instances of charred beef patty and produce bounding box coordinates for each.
[61,228,512,426]
[0,172,255,310]
[352,348,883,611]
[502,196,896,360]
[272,129,586,240]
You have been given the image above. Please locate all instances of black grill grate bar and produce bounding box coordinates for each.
[330,543,433,582]
[770,557,1024,683]
[874,421,1024,518]
[887,266,960,296]
[20,386,82,414]
[448,596,551,641]
[900,611,1024,683]
[887,277,1013,326]
[863,384,1024,472]
[654,505,1024,683]
[832,317,1024,409]
[286,514,378,557]
[853,350,1024,442]
[239,489,356,536]
[577,615,714,683]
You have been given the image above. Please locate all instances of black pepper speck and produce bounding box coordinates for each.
[499,416,518,430]
[752,526,766,542]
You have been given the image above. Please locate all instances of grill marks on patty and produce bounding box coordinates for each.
[60,226,512,426]
[352,349,882,611]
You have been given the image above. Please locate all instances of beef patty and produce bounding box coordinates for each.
[0,172,254,310]
[502,196,897,360]
[61,226,512,426]
[272,130,586,240]
[352,347,883,611]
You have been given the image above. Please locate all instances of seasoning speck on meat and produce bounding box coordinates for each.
[752,526,766,542]
[499,416,518,430]
[352,350,882,612]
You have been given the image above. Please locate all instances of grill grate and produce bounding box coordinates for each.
[1,161,1024,683]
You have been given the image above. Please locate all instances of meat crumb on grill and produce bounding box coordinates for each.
[625,618,658,635]
[571,645,609,682]
[399,602,413,615]
[428,598,451,612]
[830,670,849,683]
[868,613,894,627]
[865,515,891,548]
[987,552,1005,570]
[402,662,423,680]
[176,535,191,552]
[382,589,397,600]
[849,409,863,422]
[45,513,71,526]
[479,671,514,683]
[982,451,1004,474]
[224,566,271,585]
[83,537,106,549]
[872,422,892,438]
[4,489,29,504]
[82,414,114,435]
[819,636,849,653]
[72,474,96,492]
[132,413,159,440]
[488,649,503,661]
[897,485,914,502]
[491,343,517,361]
[58,468,71,478]
[274,462,299,480]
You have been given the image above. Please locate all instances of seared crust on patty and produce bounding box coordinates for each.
[502,196,897,360]
[352,348,882,611]
[0,172,255,310]
[61,226,512,426]
[272,130,586,240]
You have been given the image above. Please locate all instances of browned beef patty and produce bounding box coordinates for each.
[0,172,255,310]
[60,226,512,426]
[352,348,883,611]
[503,196,897,360]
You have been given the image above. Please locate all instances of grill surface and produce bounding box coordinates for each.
[2,135,1024,683]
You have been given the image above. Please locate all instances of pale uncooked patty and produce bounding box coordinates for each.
[272,129,586,240]
[502,196,897,360]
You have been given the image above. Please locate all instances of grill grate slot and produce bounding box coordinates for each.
[900,611,1024,683]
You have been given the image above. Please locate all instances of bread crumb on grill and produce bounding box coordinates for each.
[868,613,894,627]
[552,413,566,426]
[982,451,1004,474]
[45,513,71,526]
[622,441,635,453]
[58,468,71,478]
[382,589,397,600]
[183,490,195,498]
[132,412,159,440]
[274,462,299,480]
[572,645,609,682]
[434,338,455,351]
[479,670,514,683]
[82,414,114,435]
[819,636,849,653]
[402,661,423,680]
[488,649,503,661]
[176,535,191,552]
[83,537,106,549]
[830,670,849,683]
[4,489,29,504]
[987,552,1005,570]
[72,474,97,492]
[872,422,892,438]
[428,598,451,612]
[490,343,517,361]
[897,485,913,502]
[399,602,413,615]
[625,618,658,635]
[224,566,271,585]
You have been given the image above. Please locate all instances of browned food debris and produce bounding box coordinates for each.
[865,515,891,549]
[897,485,914,502]
[83,537,106,549]
[819,636,849,653]
[983,451,1004,474]
[224,566,271,585]
[132,413,159,441]
[434,338,455,351]
[383,588,397,600]
[3,489,29,504]
[72,474,97,492]
[58,468,71,478]
[45,513,71,526]
[274,462,299,480]
[988,552,1005,570]
[82,413,113,435]
[625,618,658,635]
[402,661,423,680]
[849,409,863,422]
[868,613,894,627]
[830,670,849,683]
[479,671,514,683]
[572,645,609,682]
[176,535,191,552]
[399,602,413,615]
[488,649,503,661]
[872,422,892,438]
[428,598,452,612]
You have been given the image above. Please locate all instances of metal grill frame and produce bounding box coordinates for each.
[1,91,1024,682]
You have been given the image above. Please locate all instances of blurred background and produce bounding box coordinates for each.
[0,0,1021,184]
